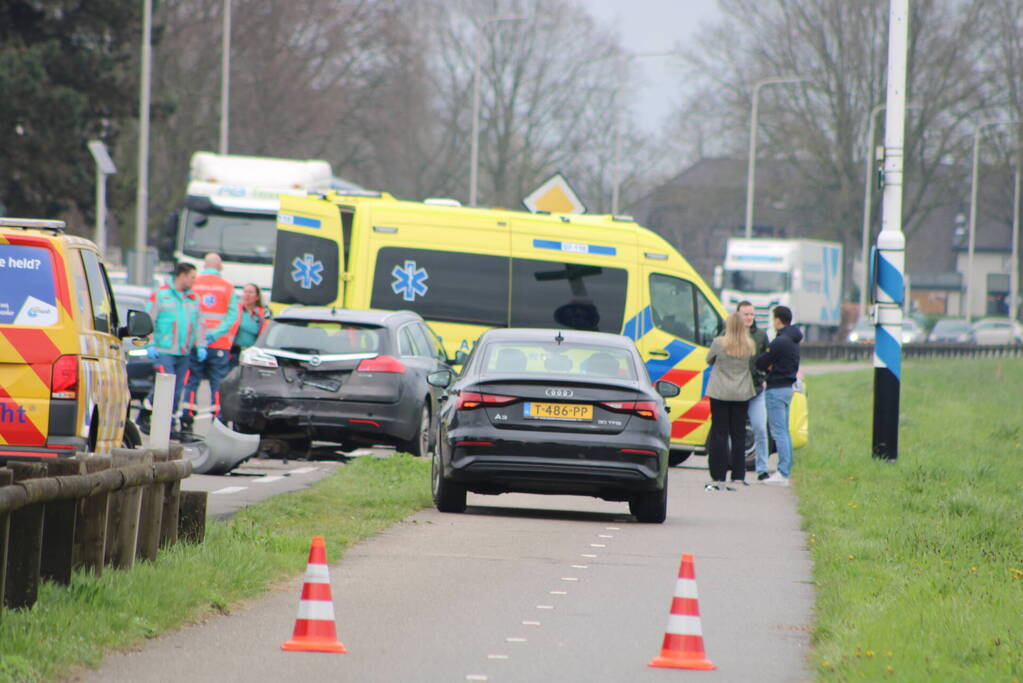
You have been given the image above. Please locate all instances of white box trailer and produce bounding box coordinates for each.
[718,238,843,340]
[160,152,336,292]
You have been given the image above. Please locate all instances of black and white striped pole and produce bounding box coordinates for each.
[872,0,909,461]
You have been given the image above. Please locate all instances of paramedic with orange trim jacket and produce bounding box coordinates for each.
[139,262,207,432]
[182,253,239,423]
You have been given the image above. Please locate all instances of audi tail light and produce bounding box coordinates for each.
[357,355,406,373]
[456,391,518,410]
[51,355,79,399]
[599,400,660,420]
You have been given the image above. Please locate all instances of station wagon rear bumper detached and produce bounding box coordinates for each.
[220,386,417,446]
[442,428,667,501]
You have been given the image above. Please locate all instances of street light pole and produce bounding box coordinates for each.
[469,15,528,207]
[860,103,920,317]
[611,51,682,216]
[134,0,153,286]
[1011,150,1020,323]
[966,119,1023,321]
[744,76,809,239]
[871,0,909,462]
[219,0,231,154]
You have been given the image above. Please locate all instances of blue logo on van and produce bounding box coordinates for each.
[291,253,324,289]
[0,403,28,424]
[391,261,429,301]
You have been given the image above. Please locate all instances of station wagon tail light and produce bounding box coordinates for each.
[240,347,278,368]
[456,392,517,410]
[51,355,79,399]
[600,400,659,420]
[357,355,406,373]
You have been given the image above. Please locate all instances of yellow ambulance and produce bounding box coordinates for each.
[0,218,153,461]
[270,193,808,463]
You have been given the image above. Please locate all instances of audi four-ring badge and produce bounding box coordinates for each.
[429,328,679,523]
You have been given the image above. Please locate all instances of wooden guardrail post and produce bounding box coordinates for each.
[39,459,84,586]
[74,455,112,576]
[178,490,207,544]
[160,444,184,549]
[4,462,46,610]
[105,450,152,570]
[133,448,166,562]
[0,467,12,618]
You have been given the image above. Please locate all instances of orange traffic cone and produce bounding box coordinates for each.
[648,553,715,670]
[282,536,347,653]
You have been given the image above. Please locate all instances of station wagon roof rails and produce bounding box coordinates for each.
[0,218,66,232]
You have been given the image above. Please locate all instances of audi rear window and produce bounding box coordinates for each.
[261,320,385,355]
[0,244,59,326]
[481,341,637,380]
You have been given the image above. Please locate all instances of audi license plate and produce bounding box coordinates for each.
[523,402,592,421]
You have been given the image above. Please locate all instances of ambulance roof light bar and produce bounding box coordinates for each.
[0,218,66,232]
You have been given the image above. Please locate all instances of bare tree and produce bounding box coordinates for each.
[425,0,633,210]
[668,0,992,286]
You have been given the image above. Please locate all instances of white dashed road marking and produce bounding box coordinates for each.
[487,654,509,660]
[252,476,284,484]
[536,605,554,610]
[581,553,597,558]
[466,676,488,681]
[598,534,613,538]
[522,620,541,626]
[506,637,527,643]
[561,577,579,581]
[571,564,589,569]
[549,590,568,595]
[605,526,620,530]
[590,543,606,548]
[286,466,318,475]
[211,486,247,495]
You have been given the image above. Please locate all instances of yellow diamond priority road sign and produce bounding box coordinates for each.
[522,173,586,214]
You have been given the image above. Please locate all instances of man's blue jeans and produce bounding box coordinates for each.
[748,390,769,474]
[765,386,794,477]
[184,347,232,409]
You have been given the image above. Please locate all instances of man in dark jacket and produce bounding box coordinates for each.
[755,305,803,485]
[738,302,770,480]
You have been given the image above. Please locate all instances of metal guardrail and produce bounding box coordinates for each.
[802,342,1023,361]
[0,446,206,613]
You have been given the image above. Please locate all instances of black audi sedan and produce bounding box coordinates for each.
[428,328,679,523]
[219,307,451,456]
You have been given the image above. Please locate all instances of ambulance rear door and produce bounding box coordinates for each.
[272,195,345,311]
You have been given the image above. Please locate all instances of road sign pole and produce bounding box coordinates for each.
[872,0,909,461]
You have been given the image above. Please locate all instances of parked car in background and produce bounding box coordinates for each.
[928,318,975,344]
[847,317,924,345]
[113,284,156,401]
[971,318,1023,345]
[847,318,875,344]
[428,328,678,523]
[901,318,927,344]
[219,307,450,457]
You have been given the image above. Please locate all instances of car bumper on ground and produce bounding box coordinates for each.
[442,428,667,500]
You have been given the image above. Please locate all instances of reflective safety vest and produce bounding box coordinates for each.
[192,269,240,349]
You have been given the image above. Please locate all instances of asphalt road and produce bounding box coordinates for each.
[76,462,814,682]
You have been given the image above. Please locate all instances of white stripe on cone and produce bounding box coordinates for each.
[674,578,698,598]
[304,564,330,583]
[666,614,704,636]
[297,599,337,621]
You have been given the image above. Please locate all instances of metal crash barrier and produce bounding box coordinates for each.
[0,446,206,613]
[801,342,1023,362]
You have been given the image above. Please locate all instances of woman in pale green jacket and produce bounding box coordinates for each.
[704,312,755,490]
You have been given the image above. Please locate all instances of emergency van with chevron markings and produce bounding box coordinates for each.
[270,193,808,462]
[0,219,153,461]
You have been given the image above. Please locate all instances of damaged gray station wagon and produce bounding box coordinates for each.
[219,307,452,456]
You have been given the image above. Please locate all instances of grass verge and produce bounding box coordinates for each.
[0,453,431,682]
[800,359,1023,681]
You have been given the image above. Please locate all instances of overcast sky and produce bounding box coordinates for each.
[577,0,721,132]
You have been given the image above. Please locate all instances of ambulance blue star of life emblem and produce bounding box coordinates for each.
[391,260,429,301]
[291,253,324,289]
